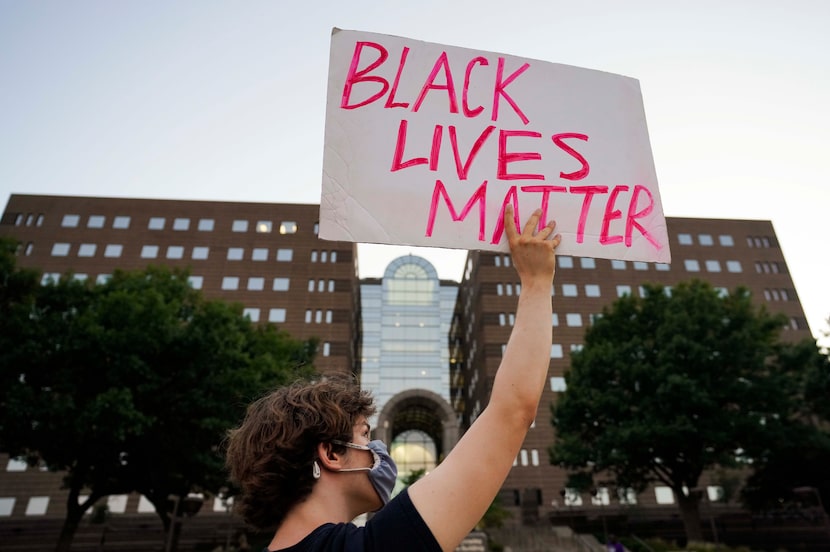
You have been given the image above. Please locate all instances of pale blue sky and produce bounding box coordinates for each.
[1,1,828,342]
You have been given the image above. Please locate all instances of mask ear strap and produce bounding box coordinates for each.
[312,460,321,479]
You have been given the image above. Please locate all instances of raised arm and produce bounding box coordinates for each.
[408,205,560,551]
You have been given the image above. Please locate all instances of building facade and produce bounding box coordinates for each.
[360,255,459,478]
[451,217,812,524]
[0,194,815,532]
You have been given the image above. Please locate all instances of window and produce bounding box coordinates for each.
[113,216,130,229]
[571,344,584,352]
[563,489,583,506]
[562,284,578,297]
[279,221,298,234]
[256,221,272,233]
[611,260,626,270]
[591,487,611,506]
[87,215,105,228]
[221,277,239,290]
[247,277,265,291]
[633,261,648,271]
[227,248,244,261]
[655,263,670,271]
[148,217,165,230]
[310,251,318,262]
[166,246,184,259]
[107,495,128,514]
[616,285,632,297]
[519,450,528,466]
[188,276,203,289]
[7,458,27,472]
[73,274,88,282]
[269,308,287,323]
[140,245,159,259]
[550,376,567,392]
[699,234,714,246]
[104,244,123,258]
[25,497,49,516]
[677,233,693,245]
[726,260,742,273]
[173,218,190,231]
[232,220,248,232]
[138,496,156,513]
[719,235,734,246]
[531,449,540,466]
[322,342,331,357]
[558,256,573,268]
[326,310,333,323]
[78,244,96,257]
[51,243,70,256]
[305,310,312,323]
[41,273,60,285]
[684,259,700,272]
[243,308,260,322]
[276,249,293,262]
[566,313,583,327]
[618,488,637,505]
[313,222,319,235]
[551,313,559,326]
[61,214,80,227]
[252,248,268,261]
[579,257,595,269]
[550,344,563,358]
[705,260,721,272]
[96,274,111,284]
[0,498,15,517]
[198,218,214,231]
[654,486,675,505]
[192,247,209,260]
[273,278,290,291]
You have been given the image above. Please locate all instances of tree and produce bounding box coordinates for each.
[0,249,317,552]
[550,280,789,542]
[741,338,830,515]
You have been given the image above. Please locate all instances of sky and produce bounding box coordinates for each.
[1,1,828,343]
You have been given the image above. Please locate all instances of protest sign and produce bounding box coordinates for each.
[320,28,670,263]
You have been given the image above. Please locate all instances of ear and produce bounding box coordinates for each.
[316,442,346,471]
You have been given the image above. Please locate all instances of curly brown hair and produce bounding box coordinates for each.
[225,374,375,530]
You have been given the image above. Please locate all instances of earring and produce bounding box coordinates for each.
[312,460,321,479]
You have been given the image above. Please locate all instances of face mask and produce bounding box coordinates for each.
[331,439,398,506]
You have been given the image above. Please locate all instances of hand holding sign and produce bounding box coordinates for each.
[320,28,670,263]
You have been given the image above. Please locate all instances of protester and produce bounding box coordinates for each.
[226,205,561,551]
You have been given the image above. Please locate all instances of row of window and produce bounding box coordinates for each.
[54,214,303,234]
[48,242,297,262]
[557,485,723,507]
[0,493,235,517]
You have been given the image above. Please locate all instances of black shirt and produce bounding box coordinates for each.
[269,488,441,552]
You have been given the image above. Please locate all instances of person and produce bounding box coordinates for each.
[606,534,624,552]
[225,205,561,552]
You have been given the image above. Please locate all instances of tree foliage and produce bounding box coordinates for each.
[0,241,318,552]
[741,338,830,514]
[550,280,789,542]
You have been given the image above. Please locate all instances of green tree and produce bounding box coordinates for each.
[741,338,830,514]
[0,250,317,552]
[550,280,789,542]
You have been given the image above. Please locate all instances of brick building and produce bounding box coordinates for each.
[0,194,815,537]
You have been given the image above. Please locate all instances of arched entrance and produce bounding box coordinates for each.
[374,389,459,477]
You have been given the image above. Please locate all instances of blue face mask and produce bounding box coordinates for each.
[331,439,398,506]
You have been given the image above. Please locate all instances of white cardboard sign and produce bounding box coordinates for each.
[320,28,670,263]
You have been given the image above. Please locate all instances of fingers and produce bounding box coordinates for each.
[503,204,558,243]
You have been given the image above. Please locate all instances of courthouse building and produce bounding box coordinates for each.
[0,194,813,528]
